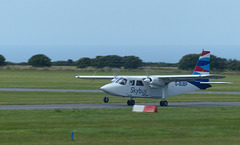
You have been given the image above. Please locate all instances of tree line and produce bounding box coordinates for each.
[0,53,240,71]
[0,54,143,69]
[76,55,142,69]
[178,53,240,71]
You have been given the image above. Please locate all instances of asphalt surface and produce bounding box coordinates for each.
[0,88,240,95]
[0,88,239,110]
[0,102,240,110]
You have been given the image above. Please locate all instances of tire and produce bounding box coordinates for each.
[160,101,164,106]
[127,100,131,106]
[164,101,168,106]
[103,97,109,103]
[160,100,168,106]
[131,100,135,106]
[127,100,135,106]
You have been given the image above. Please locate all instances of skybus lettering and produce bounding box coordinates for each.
[131,87,147,96]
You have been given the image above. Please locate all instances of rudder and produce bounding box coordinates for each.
[193,50,210,75]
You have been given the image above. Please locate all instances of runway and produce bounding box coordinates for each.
[0,88,240,95]
[0,88,239,110]
[0,102,240,110]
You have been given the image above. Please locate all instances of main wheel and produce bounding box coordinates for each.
[103,97,109,103]
[160,100,164,106]
[127,100,131,106]
[131,100,135,106]
[160,100,168,106]
[127,100,135,106]
[163,101,168,106]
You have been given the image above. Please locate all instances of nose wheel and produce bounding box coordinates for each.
[103,94,109,103]
[103,97,109,103]
[160,100,168,106]
[127,99,135,106]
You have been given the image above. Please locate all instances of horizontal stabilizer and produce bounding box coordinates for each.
[200,82,232,84]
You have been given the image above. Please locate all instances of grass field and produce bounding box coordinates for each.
[0,69,239,91]
[0,68,239,145]
[1,107,240,145]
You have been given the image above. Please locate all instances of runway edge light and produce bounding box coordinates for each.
[71,132,74,141]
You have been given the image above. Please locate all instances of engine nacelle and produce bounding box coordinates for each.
[149,76,166,87]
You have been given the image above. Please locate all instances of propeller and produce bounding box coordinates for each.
[89,70,98,82]
[112,68,120,77]
[144,67,152,77]
[111,68,121,82]
[143,67,152,84]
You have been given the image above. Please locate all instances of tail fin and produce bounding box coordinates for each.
[193,50,210,75]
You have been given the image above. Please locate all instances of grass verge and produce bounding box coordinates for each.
[0,70,239,91]
[0,107,240,145]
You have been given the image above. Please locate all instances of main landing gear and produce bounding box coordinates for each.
[127,99,135,106]
[160,84,168,107]
[160,100,168,106]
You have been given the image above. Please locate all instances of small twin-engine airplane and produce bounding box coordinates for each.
[76,50,229,106]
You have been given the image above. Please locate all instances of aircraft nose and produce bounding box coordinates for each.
[100,84,110,93]
[100,83,122,96]
[100,83,118,95]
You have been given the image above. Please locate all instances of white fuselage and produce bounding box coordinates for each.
[100,76,201,99]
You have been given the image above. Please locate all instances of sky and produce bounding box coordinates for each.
[0,0,240,63]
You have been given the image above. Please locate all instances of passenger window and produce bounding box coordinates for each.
[129,80,135,86]
[136,80,144,86]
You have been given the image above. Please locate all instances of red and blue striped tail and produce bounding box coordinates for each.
[193,50,210,76]
[190,50,211,88]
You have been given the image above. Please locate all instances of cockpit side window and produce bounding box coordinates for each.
[116,78,127,85]
[121,79,127,85]
[136,80,144,86]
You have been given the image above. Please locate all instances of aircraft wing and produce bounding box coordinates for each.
[75,76,115,79]
[75,74,228,84]
[156,74,226,83]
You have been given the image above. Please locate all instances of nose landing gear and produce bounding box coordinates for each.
[103,97,109,103]
[103,94,109,103]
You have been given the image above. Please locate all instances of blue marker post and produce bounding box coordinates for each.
[71,132,74,141]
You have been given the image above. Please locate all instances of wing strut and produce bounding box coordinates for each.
[160,84,169,106]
